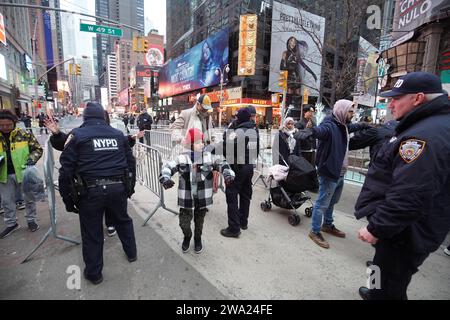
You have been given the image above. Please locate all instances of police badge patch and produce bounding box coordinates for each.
[399,139,426,163]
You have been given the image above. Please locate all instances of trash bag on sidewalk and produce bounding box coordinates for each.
[22,165,46,202]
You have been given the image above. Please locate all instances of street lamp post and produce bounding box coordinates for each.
[215,64,230,128]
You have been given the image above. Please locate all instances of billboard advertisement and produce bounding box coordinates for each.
[269,2,325,97]
[145,44,164,68]
[238,14,257,76]
[158,28,229,98]
[354,37,379,107]
[136,65,152,88]
[393,0,450,40]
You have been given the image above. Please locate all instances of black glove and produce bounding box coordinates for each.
[162,179,175,190]
[224,176,234,187]
[65,202,79,214]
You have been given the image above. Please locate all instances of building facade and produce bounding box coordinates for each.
[95,0,145,85]
[106,54,118,104]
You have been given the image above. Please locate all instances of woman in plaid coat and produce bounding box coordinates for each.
[160,128,234,254]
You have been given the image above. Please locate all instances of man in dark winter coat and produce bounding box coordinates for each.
[221,107,260,237]
[356,72,450,300]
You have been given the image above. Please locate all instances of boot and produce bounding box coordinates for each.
[182,236,191,253]
[194,237,203,254]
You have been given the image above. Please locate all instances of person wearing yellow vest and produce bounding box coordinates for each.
[0,110,43,239]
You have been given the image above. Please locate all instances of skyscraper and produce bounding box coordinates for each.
[95,0,145,85]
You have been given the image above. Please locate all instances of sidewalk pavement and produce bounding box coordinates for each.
[1,156,449,299]
[130,178,450,300]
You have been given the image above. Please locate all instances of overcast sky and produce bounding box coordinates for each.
[60,0,166,59]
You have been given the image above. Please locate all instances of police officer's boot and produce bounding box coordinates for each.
[194,237,203,254]
[182,236,191,253]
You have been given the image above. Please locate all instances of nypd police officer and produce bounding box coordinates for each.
[221,107,259,237]
[355,72,450,299]
[59,102,137,285]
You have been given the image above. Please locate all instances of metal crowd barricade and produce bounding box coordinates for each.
[22,139,80,263]
[252,129,276,188]
[134,142,178,226]
[345,147,370,184]
[143,129,182,160]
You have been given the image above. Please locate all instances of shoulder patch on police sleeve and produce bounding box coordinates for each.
[64,134,74,148]
[399,139,426,163]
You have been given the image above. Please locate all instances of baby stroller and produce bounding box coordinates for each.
[260,154,317,226]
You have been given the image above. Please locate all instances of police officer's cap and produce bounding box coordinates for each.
[83,102,105,120]
[379,72,444,97]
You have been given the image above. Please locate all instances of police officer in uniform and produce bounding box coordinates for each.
[59,102,137,285]
[355,72,450,299]
[221,107,260,237]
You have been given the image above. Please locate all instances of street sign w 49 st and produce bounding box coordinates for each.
[80,23,123,37]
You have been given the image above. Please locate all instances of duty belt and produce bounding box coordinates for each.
[86,177,124,188]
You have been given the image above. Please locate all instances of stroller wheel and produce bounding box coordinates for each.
[305,207,313,218]
[260,201,271,212]
[288,214,301,226]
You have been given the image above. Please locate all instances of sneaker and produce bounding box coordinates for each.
[194,237,203,254]
[28,221,40,232]
[321,224,346,238]
[220,228,241,238]
[444,248,450,257]
[182,236,191,253]
[240,224,248,230]
[0,224,20,239]
[106,226,117,237]
[309,231,330,249]
[84,270,103,285]
[16,201,26,210]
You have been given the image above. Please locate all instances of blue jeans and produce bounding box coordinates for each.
[311,175,344,234]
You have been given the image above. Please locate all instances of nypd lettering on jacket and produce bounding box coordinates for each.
[92,138,119,151]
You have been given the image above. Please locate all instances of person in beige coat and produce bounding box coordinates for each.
[170,94,214,144]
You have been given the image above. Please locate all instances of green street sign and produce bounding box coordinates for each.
[80,23,123,37]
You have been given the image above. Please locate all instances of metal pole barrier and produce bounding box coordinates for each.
[22,139,80,264]
[133,143,177,227]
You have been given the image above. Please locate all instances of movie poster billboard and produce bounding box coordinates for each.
[158,28,229,98]
[392,0,450,40]
[269,1,325,97]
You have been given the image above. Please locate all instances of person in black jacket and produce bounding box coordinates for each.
[136,109,153,143]
[21,113,33,134]
[58,102,137,285]
[295,105,317,166]
[349,120,398,161]
[356,72,450,300]
[45,111,143,238]
[221,107,259,237]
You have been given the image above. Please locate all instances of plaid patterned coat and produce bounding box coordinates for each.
[160,150,234,209]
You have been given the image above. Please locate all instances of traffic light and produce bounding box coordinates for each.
[143,39,149,52]
[75,64,81,76]
[133,36,140,52]
[42,81,49,98]
[279,71,288,90]
[68,63,74,75]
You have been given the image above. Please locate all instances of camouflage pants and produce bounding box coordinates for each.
[179,206,207,239]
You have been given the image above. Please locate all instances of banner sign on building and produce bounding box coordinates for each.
[238,14,257,76]
[145,44,164,68]
[392,0,450,40]
[158,28,229,98]
[269,1,325,97]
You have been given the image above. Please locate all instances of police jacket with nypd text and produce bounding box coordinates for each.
[58,119,136,204]
[355,95,450,254]
[223,120,260,168]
